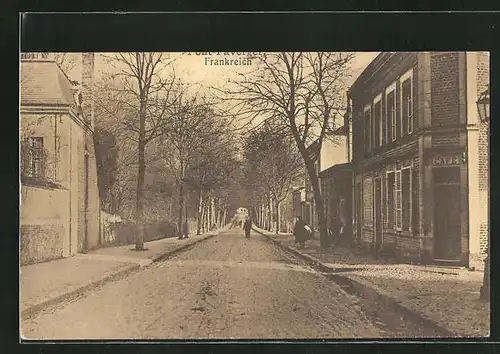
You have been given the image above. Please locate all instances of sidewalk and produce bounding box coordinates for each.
[254,226,490,337]
[20,230,219,320]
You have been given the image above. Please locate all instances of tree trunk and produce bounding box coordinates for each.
[206,197,211,229]
[203,201,209,232]
[305,160,328,247]
[213,198,218,228]
[178,179,184,238]
[268,199,273,231]
[197,189,203,235]
[210,197,215,227]
[135,101,146,251]
[275,200,280,234]
[260,204,266,229]
[218,204,223,227]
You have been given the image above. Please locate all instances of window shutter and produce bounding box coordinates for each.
[381,97,387,146]
[408,82,413,134]
[386,172,395,229]
[412,168,419,235]
[395,170,402,230]
[387,91,396,142]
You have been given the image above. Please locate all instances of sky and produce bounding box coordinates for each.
[65,51,380,172]
[66,51,379,90]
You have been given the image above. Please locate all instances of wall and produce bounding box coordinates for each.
[477,52,490,256]
[21,109,101,261]
[85,131,101,250]
[320,138,347,172]
[430,52,460,127]
[21,112,71,264]
[466,52,490,268]
[20,185,69,265]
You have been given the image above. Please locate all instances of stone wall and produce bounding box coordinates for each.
[20,185,69,265]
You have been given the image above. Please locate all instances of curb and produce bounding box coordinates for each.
[326,274,456,337]
[254,228,332,273]
[20,263,140,321]
[254,227,456,337]
[21,232,218,321]
[151,232,217,263]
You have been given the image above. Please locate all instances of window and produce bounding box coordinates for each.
[402,168,411,231]
[363,177,372,226]
[373,99,382,148]
[28,137,44,178]
[400,69,414,135]
[387,91,396,142]
[402,78,413,135]
[395,170,402,230]
[382,97,387,146]
[386,172,395,229]
[364,107,371,153]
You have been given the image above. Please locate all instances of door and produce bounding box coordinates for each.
[356,182,362,242]
[374,178,383,252]
[434,184,461,260]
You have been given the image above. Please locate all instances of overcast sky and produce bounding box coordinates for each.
[65,52,380,170]
[66,52,379,90]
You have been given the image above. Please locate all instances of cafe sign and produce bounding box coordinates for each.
[432,155,462,166]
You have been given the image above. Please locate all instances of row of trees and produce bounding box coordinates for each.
[242,121,303,233]
[92,53,240,250]
[90,52,353,249]
[218,52,353,247]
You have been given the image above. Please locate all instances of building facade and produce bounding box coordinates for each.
[349,52,489,267]
[20,54,101,265]
[319,163,353,242]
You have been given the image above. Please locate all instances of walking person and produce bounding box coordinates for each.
[293,216,311,248]
[243,217,252,238]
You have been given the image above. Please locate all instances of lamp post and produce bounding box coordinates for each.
[476,85,490,302]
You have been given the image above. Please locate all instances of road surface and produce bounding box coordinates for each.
[21,229,431,340]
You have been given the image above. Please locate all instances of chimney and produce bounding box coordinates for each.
[81,53,95,128]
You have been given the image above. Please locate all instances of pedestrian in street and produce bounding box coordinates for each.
[179,222,188,240]
[293,216,311,248]
[243,217,252,238]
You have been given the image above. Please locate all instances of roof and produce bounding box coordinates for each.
[348,52,396,96]
[319,162,352,177]
[20,59,78,107]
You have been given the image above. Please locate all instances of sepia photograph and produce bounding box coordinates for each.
[19,51,490,340]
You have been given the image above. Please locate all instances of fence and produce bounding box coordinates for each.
[100,211,179,247]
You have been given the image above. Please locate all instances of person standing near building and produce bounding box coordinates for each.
[293,216,311,248]
[243,217,252,238]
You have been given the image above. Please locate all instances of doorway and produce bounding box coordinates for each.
[356,182,362,243]
[433,167,461,261]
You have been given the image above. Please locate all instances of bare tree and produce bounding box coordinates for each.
[51,53,78,77]
[244,122,303,233]
[94,53,177,250]
[184,113,239,234]
[157,90,217,237]
[217,52,353,247]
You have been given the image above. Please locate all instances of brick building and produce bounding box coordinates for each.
[20,53,101,265]
[349,52,489,267]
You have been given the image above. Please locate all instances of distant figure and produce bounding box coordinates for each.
[178,222,188,240]
[293,216,312,248]
[243,217,252,238]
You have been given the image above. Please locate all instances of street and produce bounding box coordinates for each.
[21,229,439,340]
